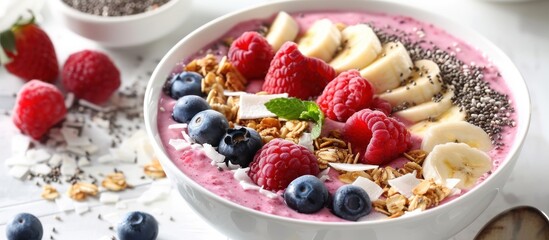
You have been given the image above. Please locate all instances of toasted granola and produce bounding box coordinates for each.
[101,172,128,191]
[186,54,247,93]
[41,184,59,200]
[67,182,98,201]
[144,159,166,179]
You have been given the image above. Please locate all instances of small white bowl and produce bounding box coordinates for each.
[51,0,192,47]
[144,1,530,239]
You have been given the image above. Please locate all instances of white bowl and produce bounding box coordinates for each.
[144,1,530,239]
[50,0,192,47]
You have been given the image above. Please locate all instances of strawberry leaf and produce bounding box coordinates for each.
[0,29,16,53]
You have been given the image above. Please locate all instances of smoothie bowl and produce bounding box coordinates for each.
[144,0,530,239]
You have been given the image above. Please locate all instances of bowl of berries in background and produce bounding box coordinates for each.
[49,0,192,47]
[143,0,530,239]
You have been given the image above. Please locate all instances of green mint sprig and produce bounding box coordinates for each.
[264,97,324,139]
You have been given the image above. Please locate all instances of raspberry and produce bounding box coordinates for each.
[12,80,67,140]
[62,50,120,104]
[343,109,411,165]
[248,139,320,191]
[262,42,336,100]
[316,70,374,122]
[228,31,274,79]
[371,97,392,116]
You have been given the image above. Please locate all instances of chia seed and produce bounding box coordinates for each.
[62,0,171,17]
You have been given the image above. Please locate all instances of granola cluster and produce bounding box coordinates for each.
[314,131,359,169]
[239,118,310,144]
[67,182,99,201]
[184,54,246,123]
[373,179,452,218]
[101,172,128,191]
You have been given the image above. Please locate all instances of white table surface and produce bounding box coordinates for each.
[1,0,548,239]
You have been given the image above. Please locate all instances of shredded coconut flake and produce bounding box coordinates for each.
[387,172,421,198]
[328,162,378,172]
[352,176,384,201]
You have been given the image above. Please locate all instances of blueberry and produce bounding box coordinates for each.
[218,127,262,167]
[331,185,372,221]
[163,71,203,99]
[188,109,229,147]
[284,175,329,214]
[117,211,158,240]
[172,95,210,123]
[6,213,43,240]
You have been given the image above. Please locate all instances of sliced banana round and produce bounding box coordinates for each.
[297,19,341,62]
[329,24,382,73]
[265,11,299,51]
[421,121,493,153]
[378,59,442,107]
[423,142,492,190]
[360,41,413,94]
[394,88,454,124]
[408,105,466,137]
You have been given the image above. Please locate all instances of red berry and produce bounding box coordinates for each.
[2,22,59,83]
[12,80,67,140]
[371,97,392,116]
[262,42,336,100]
[62,50,120,104]
[316,70,374,122]
[343,109,411,165]
[248,139,320,191]
[228,31,274,79]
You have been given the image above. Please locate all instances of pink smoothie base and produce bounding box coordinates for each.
[157,11,517,222]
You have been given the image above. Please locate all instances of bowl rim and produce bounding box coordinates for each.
[144,0,531,227]
[52,0,182,22]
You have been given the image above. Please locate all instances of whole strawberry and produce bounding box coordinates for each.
[263,42,336,100]
[248,139,319,191]
[62,50,120,104]
[317,70,374,122]
[343,109,411,165]
[228,31,274,79]
[13,80,67,140]
[1,18,59,83]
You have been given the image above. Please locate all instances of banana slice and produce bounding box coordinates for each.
[329,24,382,73]
[408,105,466,136]
[421,121,493,153]
[297,19,341,62]
[394,88,454,123]
[422,142,492,190]
[360,41,413,94]
[265,11,299,51]
[378,59,442,107]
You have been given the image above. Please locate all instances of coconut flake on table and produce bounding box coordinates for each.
[352,176,384,201]
[31,163,52,175]
[238,93,289,119]
[74,202,90,215]
[10,134,31,154]
[55,196,75,212]
[8,165,29,180]
[60,156,77,176]
[5,154,32,167]
[25,148,51,164]
[387,171,421,198]
[100,192,120,204]
[138,180,172,204]
[328,162,378,172]
[48,153,64,166]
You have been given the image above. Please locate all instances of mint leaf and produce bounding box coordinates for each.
[265,97,324,139]
[265,97,307,120]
